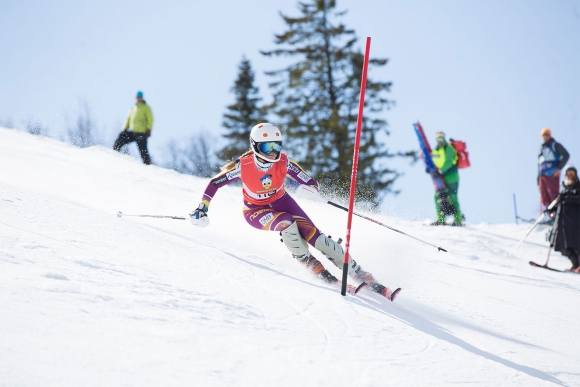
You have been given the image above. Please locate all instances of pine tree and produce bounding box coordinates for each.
[219,57,264,162]
[262,0,413,204]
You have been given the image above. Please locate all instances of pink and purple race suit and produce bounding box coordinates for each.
[201,152,322,246]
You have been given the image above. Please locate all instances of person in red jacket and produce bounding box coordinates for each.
[190,123,400,300]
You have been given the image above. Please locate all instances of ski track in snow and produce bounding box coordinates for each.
[0,128,578,386]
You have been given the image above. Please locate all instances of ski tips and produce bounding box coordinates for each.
[438,247,448,252]
[117,211,123,218]
[354,282,367,295]
[390,287,402,302]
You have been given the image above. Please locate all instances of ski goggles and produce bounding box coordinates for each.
[256,141,282,155]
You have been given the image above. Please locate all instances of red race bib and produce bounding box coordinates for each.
[240,153,288,205]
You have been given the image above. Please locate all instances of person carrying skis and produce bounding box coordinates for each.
[430,132,463,226]
[113,91,154,165]
[189,123,400,300]
[549,165,580,272]
[538,128,569,211]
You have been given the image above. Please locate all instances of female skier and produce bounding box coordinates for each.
[190,123,400,300]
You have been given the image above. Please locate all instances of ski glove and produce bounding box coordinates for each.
[190,201,210,228]
[294,184,321,201]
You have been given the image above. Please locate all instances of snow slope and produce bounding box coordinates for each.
[1,127,578,387]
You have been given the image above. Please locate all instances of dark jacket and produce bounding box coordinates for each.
[554,180,580,252]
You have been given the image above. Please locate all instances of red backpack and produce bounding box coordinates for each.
[449,139,471,169]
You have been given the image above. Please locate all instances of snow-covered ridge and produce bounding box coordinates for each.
[0,127,578,386]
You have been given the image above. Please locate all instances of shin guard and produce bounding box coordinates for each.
[281,221,309,257]
[314,234,375,282]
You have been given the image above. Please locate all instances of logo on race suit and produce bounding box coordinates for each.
[288,163,300,174]
[297,171,309,182]
[249,208,269,221]
[259,213,274,226]
[212,175,228,185]
[227,169,241,180]
[257,190,277,199]
[260,174,273,189]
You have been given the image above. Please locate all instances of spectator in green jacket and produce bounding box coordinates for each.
[430,131,464,226]
[113,91,154,165]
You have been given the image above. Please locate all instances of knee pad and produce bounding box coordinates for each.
[281,221,309,256]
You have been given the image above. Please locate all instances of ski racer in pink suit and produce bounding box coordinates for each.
[190,123,400,300]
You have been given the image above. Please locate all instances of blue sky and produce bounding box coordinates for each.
[1,0,579,223]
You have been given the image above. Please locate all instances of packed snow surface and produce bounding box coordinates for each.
[1,128,578,386]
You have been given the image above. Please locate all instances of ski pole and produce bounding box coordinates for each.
[327,201,448,252]
[509,213,545,256]
[509,197,559,256]
[544,196,562,266]
[513,193,518,225]
[117,211,186,220]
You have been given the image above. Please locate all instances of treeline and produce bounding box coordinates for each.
[217,0,415,204]
[0,102,109,149]
[1,0,414,205]
[0,105,217,177]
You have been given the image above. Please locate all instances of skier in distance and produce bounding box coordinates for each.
[189,123,400,300]
[430,131,464,226]
[113,91,154,165]
[538,128,570,212]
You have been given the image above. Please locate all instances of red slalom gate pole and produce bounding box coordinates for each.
[341,37,371,296]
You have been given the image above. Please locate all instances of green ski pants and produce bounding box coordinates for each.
[434,175,462,222]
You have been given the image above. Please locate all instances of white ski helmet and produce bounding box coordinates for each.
[249,123,283,163]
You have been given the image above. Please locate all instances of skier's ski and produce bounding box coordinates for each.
[389,287,402,301]
[339,281,401,300]
[413,122,456,216]
[366,281,401,301]
[352,281,368,295]
[529,261,564,272]
[333,281,367,295]
[414,122,446,192]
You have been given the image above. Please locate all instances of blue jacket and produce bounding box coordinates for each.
[538,138,569,178]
